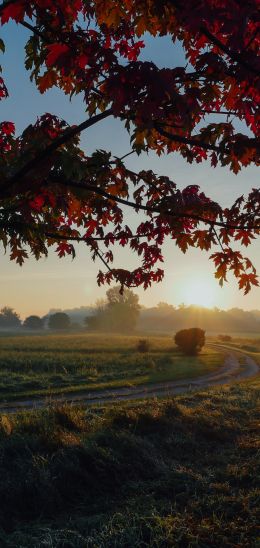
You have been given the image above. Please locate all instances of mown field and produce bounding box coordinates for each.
[0,374,259,547]
[0,333,222,401]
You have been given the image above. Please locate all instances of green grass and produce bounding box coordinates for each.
[0,374,259,547]
[0,333,222,401]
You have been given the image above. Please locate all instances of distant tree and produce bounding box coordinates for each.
[24,315,44,330]
[48,312,71,330]
[106,287,139,308]
[218,334,232,342]
[87,286,140,332]
[175,328,205,356]
[157,302,175,311]
[0,307,21,328]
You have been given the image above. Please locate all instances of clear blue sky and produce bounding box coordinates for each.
[0,22,259,317]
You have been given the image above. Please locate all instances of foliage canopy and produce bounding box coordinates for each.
[0,0,259,293]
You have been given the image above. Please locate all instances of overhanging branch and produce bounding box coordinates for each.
[47,175,260,231]
[0,109,113,197]
[155,125,220,152]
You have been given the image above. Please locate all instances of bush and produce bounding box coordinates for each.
[174,328,205,355]
[136,339,150,352]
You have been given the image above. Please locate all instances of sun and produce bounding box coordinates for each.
[181,279,217,308]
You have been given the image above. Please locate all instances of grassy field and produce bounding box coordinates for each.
[223,338,260,354]
[0,333,222,401]
[0,374,258,547]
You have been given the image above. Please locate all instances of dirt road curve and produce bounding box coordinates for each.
[0,346,259,413]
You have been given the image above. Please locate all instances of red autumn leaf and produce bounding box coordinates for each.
[46,44,70,67]
[239,273,259,295]
[235,230,255,247]
[78,54,89,69]
[1,121,15,135]
[38,70,58,93]
[1,2,26,24]
[29,195,45,212]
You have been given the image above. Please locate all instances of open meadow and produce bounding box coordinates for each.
[0,335,258,546]
[0,333,222,402]
[0,374,259,546]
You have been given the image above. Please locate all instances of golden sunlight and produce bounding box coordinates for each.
[181,279,217,308]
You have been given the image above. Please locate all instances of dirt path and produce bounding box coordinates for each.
[0,346,259,413]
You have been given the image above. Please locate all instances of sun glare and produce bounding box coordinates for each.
[181,279,217,308]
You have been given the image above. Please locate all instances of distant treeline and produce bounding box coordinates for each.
[137,304,260,334]
[47,302,260,334]
[1,299,260,334]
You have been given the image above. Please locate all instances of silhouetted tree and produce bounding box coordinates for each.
[0,307,21,328]
[24,315,44,330]
[87,286,140,332]
[175,328,205,356]
[48,312,71,330]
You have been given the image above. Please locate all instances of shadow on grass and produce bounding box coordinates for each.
[0,382,258,546]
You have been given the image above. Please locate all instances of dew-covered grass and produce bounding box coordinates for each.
[0,374,259,546]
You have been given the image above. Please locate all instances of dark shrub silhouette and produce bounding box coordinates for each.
[174,328,205,355]
[136,339,150,353]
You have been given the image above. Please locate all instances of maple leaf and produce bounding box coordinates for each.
[56,242,75,258]
[234,230,255,247]
[1,2,26,24]
[38,70,58,93]
[175,233,194,253]
[46,44,70,67]
[10,248,28,266]
[239,273,259,295]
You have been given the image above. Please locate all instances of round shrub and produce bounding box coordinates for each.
[174,328,205,355]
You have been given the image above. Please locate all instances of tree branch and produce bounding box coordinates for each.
[201,26,260,77]
[19,20,49,42]
[0,109,113,196]
[47,175,260,231]
[168,0,259,76]
[155,124,220,152]
[0,220,154,243]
